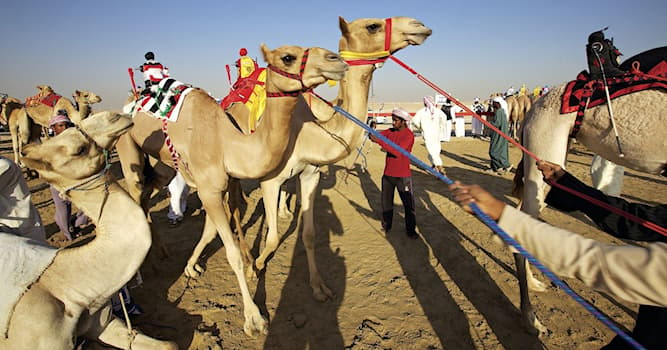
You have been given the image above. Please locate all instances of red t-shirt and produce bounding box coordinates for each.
[376,127,414,177]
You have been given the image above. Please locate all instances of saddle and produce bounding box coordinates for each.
[561,47,667,137]
[25,92,62,108]
[220,67,267,133]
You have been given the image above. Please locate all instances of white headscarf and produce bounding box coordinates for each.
[492,96,508,116]
[423,96,435,115]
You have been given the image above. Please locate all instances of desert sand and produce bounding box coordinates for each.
[21,129,666,350]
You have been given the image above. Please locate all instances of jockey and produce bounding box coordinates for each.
[586,28,626,80]
[235,48,259,79]
[139,51,169,96]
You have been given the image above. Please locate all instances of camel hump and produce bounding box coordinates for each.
[620,46,667,73]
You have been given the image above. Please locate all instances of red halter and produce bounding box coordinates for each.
[266,49,312,97]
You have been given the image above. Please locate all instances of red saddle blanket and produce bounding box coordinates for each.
[561,46,667,114]
[25,92,62,108]
[220,67,266,109]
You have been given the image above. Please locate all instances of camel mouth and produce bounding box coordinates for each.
[405,31,432,45]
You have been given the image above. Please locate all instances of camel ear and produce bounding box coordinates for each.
[260,43,271,64]
[339,16,349,36]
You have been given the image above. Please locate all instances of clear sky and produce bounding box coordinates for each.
[1,0,665,110]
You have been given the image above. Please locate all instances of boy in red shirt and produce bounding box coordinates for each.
[371,107,418,239]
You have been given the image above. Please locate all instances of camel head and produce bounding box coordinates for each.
[73,89,103,105]
[338,16,432,56]
[21,112,133,186]
[36,84,54,97]
[260,43,348,92]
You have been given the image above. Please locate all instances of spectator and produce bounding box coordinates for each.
[449,100,465,138]
[167,172,189,226]
[439,99,454,142]
[370,107,418,239]
[470,97,486,138]
[48,112,91,240]
[487,97,512,175]
[0,155,46,244]
[410,96,447,174]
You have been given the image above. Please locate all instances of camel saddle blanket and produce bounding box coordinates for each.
[0,233,57,338]
[220,67,267,133]
[126,78,194,122]
[24,93,62,108]
[561,46,667,115]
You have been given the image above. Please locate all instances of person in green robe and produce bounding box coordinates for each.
[488,97,512,174]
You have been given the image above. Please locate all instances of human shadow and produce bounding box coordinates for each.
[352,163,545,349]
[262,165,346,349]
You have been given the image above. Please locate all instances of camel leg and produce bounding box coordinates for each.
[9,117,21,164]
[299,165,333,301]
[255,178,283,271]
[184,213,217,278]
[277,185,293,220]
[227,178,254,267]
[514,254,547,334]
[115,134,147,208]
[198,189,268,336]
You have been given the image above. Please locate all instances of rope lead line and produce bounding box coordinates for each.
[330,104,645,350]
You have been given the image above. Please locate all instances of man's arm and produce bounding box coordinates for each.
[539,161,667,242]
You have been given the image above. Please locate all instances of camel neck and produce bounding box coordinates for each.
[47,177,152,307]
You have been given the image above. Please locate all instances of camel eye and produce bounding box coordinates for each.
[281,55,296,65]
[74,145,87,156]
[366,23,381,34]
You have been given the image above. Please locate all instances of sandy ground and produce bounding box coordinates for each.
[21,131,667,350]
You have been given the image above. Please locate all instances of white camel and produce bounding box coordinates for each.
[512,80,666,333]
[2,111,177,350]
[183,16,432,302]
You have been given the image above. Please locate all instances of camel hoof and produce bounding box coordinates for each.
[527,313,548,335]
[184,263,204,278]
[528,276,548,292]
[243,314,269,337]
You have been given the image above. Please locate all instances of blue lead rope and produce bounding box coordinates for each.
[332,105,645,350]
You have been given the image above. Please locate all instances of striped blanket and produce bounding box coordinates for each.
[124,78,194,122]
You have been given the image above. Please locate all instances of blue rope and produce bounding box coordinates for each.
[332,105,645,350]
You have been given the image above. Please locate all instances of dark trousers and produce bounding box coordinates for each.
[381,175,416,235]
[601,305,667,349]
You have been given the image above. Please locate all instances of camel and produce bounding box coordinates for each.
[8,90,102,165]
[184,16,433,302]
[3,111,177,350]
[115,44,348,336]
[505,93,531,141]
[509,80,666,334]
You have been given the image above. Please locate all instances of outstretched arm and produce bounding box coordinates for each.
[449,181,667,307]
[538,161,667,242]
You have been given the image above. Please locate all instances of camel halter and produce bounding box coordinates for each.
[265,49,312,97]
[339,18,392,66]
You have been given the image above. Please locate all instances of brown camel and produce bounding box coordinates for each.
[10,90,102,165]
[4,111,177,350]
[508,81,667,334]
[505,93,531,141]
[185,16,432,302]
[115,44,348,336]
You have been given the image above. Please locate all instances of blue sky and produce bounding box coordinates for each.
[1,0,665,110]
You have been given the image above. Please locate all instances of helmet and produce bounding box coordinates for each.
[144,51,155,60]
[239,48,248,56]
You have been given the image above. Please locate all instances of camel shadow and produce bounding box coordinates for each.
[262,165,346,349]
[108,160,200,349]
[351,163,545,349]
